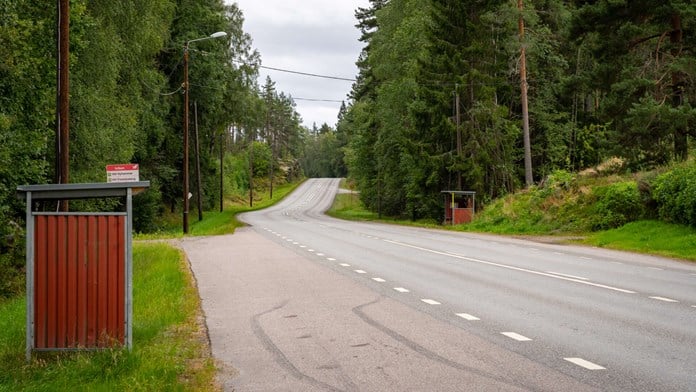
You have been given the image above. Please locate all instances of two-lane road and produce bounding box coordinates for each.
[237,178,696,391]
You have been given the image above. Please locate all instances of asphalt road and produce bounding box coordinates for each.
[184,178,696,391]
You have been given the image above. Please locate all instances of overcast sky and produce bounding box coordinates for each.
[227,0,369,128]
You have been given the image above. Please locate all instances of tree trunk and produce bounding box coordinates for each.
[670,13,688,161]
[518,0,533,187]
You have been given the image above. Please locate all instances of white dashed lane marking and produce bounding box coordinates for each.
[649,296,679,303]
[393,287,410,293]
[339,263,351,267]
[564,357,606,370]
[372,278,386,283]
[647,267,664,271]
[421,299,441,305]
[327,258,336,261]
[354,270,367,274]
[455,313,480,321]
[501,332,532,342]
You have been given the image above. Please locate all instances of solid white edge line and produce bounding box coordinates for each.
[501,332,532,342]
[564,357,605,370]
[393,287,410,293]
[383,239,637,294]
[649,296,679,303]
[421,299,441,305]
[455,313,480,321]
[545,271,589,281]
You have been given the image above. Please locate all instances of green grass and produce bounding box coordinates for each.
[0,243,216,391]
[582,220,696,261]
[136,180,302,240]
[327,187,696,262]
[327,192,378,221]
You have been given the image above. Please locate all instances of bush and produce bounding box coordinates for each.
[590,181,644,230]
[653,162,696,227]
[533,170,576,199]
[0,217,25,300]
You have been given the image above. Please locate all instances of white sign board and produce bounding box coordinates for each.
[106,164,139,183]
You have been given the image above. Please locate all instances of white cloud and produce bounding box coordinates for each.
[227,0,369,127]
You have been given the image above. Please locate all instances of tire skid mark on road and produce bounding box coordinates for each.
[251,300,353,392]
[352,297,549,391]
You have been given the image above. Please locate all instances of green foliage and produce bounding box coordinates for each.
[302,128,347,178]
[570,0,696,166]
[0,243,216,390]
[590,181,644,230]
[653,161,696,227]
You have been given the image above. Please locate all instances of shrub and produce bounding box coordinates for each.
[653,162,696,227]
[590,181,644,230]
[534,170,576,199]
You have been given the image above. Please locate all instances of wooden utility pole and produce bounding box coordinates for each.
[518,0,533,187]
[194,101,203,222]
[183,44,190,233]
[57,0,70,210]
[455,89,462,190]
[220,129,224,212]
[249,133,254,207]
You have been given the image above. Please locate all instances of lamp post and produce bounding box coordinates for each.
[183,31,227,234]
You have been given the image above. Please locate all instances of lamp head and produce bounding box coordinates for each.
[209,31,227,39]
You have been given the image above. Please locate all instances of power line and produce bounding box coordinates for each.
[260,65,356,82]
[231,59,356,82]
[294,97,345,103]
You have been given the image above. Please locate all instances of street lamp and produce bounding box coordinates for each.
[183,31,227,234]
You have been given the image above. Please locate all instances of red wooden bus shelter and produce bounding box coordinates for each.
[442,190,476,225]
[17,182,149,361]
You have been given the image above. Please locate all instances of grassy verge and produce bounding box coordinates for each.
[582,220,696,261]
[137,180,303,240]
[0,242,216,391]
[327,192,441,228]
[328,191,696,262]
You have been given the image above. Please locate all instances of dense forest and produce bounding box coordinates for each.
[339,0,695,219]
[0,0,338,296]
[1,1,696,297]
